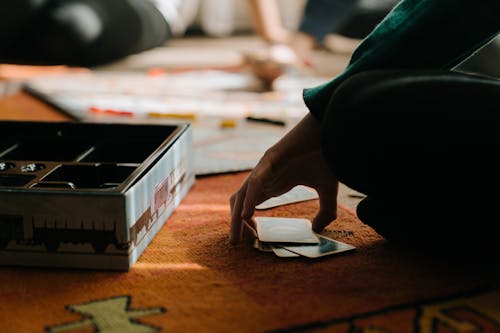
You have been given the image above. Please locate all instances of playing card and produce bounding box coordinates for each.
[255,216,319,244]
[278,234,355,258]
[269,244,300,257]
[253,239,273,252]
[256,185,318,210]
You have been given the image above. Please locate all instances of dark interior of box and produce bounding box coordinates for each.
[0,121,179,190]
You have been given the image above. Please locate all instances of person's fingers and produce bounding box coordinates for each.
[312,187,338,233]
[229,180,248,245]
[242,219,257,241]
[241,154,283,220]
[241,174,267,221]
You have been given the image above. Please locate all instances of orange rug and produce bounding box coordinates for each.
[1,171,499,333]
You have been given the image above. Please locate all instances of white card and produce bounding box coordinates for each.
[253,239,273,252]
[256,185,318,210]
[255,216,319,244]
[279,234,355,258]
[270,244,300,257]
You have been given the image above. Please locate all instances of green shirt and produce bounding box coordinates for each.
[303,0,500,121]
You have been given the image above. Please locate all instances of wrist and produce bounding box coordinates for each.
[267,113,322,162]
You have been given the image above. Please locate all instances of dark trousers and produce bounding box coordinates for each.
[322,70,500,251]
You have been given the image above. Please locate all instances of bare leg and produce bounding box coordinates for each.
[246,0,291,44]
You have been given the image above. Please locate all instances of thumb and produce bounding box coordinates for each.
[312,191,338,233]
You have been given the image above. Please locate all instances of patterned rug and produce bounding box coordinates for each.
[1,171,499,333]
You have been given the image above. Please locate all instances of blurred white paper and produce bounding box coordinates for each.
[256,185,318,210]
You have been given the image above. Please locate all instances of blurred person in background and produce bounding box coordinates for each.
[0,0,197,67]
[247,0,399,68]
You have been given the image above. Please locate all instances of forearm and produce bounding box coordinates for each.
[266,113,322,163]
[247,0,290,44]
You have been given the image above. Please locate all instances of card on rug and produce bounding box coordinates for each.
[256,185,318,210]
[269,245,300,257]
[278,234,356,258]
[254,216,319,244]
[253,239,300,257]
[253,239,273,252]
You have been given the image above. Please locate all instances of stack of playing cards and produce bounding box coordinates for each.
[253,217,356,258]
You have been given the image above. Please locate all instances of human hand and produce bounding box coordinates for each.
[229,114,339,244]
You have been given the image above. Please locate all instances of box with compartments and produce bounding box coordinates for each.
[0,120,194,270]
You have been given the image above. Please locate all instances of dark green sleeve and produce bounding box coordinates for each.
[304,0,500,121]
